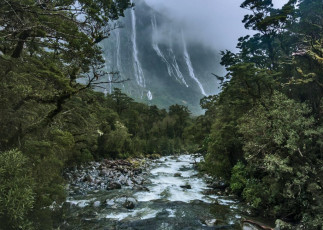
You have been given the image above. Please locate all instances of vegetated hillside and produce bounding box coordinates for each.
[194,0,323,228]
[100,0,223,115]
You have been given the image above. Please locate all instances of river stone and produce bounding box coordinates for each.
[205,219,217,227]
[174,173,182,177]
[83,175,93,182]
[126,179,134,187]
[180,184,192,189]
[99,169,108,177]
[93,201,101,207]
[118,174,126,184]
[133,176,144,185]
[106,199,115,206]
[242,223,261,230]
[123,198,137,209]
[132,185,150,191]
[208,180,227,190]
[123,200,135,209]
[106,182,121,190]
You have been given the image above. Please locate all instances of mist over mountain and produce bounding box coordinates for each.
[99,0,225,114]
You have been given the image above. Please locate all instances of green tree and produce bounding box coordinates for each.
[237,92,322,223]
[0,149,35,230]
[169,104,190,139]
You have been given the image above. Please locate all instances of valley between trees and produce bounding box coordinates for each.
[0,0,322,229]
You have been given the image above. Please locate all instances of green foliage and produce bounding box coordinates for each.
[238,92,314,168]
[0,0,197,229]
[0,149,35,230]
[230,161,247,195]
[237,92,317,215]
[98,121,132,158]
[23,129,74,208]
[200,0,323,227]
[242,179,267,209]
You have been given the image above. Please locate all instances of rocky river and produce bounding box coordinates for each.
[59,155,273,230]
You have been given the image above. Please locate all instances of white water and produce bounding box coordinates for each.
[64,154,241,228]
[66,198,95,208]
[151,15,174,77]
[108,75,112,94]
[147,90,153,100]
[116,29,122,72]
[102,56,112,95]
[168,48,188,87]
[106,208,159,221]
[135,155,217,203]
[103,155,237,222]
[130,0,145,88]
[182,32,207,96]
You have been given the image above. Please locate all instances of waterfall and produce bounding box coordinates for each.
[182,32,206,96]
[168,48,188,87]
[147,90,153,100]
[130,0,145,88]
[116,29,121,72]
[108,75,112,94]
[151,15,174,76]
[102,56,112,95]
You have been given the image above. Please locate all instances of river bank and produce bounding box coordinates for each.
[58,155,276,230]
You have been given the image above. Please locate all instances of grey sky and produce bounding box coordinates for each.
[143,0,288,51]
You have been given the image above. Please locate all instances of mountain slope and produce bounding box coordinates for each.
[100,0,223,114]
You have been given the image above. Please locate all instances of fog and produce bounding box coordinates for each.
[143,0,289,51]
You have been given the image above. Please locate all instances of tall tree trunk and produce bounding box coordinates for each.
[11,30,30,58]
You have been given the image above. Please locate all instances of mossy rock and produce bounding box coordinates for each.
[148,154,161,159]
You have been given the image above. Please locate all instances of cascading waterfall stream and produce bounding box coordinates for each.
[182,32,207,96]
[116,29,122,72]
[147,90,153,100]
[168,48,188,87]
[115,29,126,90]
[151,15,174,77]
[102,56,112,95]
[130,0,145,88]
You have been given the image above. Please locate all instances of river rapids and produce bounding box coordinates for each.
[59,155,256,229]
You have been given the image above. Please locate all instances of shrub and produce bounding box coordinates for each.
[0,149,35,230]
[230,161,247,195]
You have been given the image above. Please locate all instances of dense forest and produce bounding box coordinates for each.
[0,0,322,229]
[196,0,323,228]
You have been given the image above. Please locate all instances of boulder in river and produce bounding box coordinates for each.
[205,219,217,227]
[180,184,192,189]
[93,201,101,207]
[132,185,150,191]
[106,182,122,190]
[208,180,228,190]
[123,197,137,209]
[174,173,182,177]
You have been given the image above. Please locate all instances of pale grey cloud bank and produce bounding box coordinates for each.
[143,0,289,51]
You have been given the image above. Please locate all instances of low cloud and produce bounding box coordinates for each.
[143,0,289,51]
